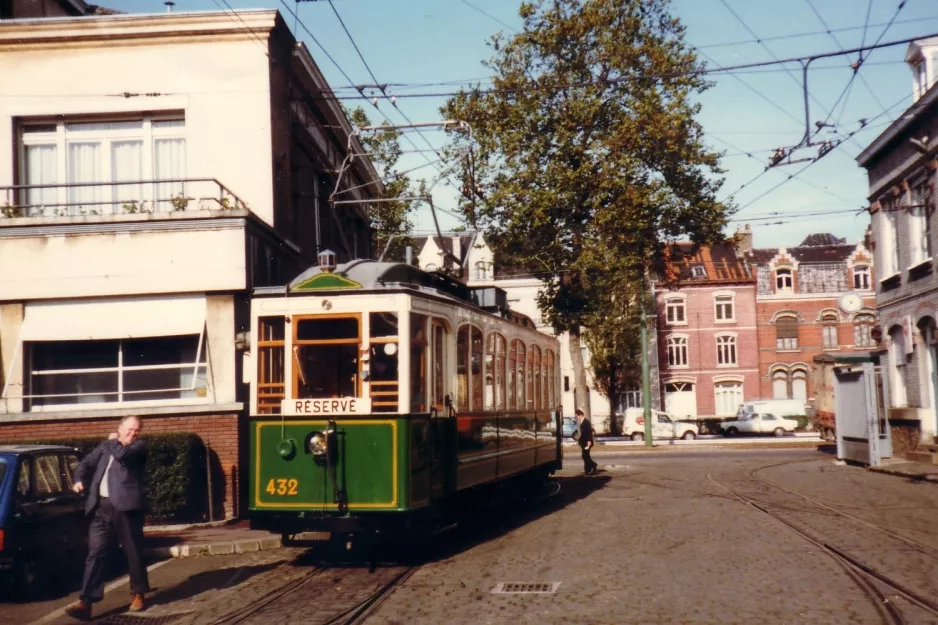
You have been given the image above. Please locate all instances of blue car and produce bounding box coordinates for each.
[0,445,86,597]
[561,417,578,439]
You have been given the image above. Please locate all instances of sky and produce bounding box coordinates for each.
[102,0,938,251]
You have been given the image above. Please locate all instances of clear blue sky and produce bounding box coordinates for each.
[104,0,938,250]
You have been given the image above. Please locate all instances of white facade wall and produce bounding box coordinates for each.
[0,14,277,223]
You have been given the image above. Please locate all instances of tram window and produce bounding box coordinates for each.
[295,344,358,398]
[527,346,535,409]
[496,334,506,410]
[508,339,517,409]
[471,327,483,410]
[432,323,446,410]
[514,340,526,410]
[546,349,555,408]
[531,345,541,410]
[410,313,428,413]
[297,317,358,341]
[484,334,495,410]
[370,312,399,340]
[257,317,285,414]
[457,326,469,409]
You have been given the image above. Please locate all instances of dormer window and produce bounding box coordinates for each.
[691,265,707,278]
[908,40,938,102]
[914,59,929,100]
[775,268,793,292]
[853,266,871,290]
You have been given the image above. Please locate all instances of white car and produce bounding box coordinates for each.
[720,413,799,437]
[621,408,698,441]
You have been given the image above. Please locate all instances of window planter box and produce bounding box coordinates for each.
[908,258,934,281]
[879,273,901,292]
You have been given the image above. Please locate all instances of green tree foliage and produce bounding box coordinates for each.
[346,107,418,261]
[442,0,730,418]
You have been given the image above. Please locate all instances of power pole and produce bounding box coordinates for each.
[608,355,618,435]
[641,270,652,447]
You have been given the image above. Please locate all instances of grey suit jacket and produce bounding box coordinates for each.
[76,438,148,514]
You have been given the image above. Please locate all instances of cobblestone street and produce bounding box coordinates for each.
[366,449,938,625]
[18,448,938,625]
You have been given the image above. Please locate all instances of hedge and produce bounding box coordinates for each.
[4,433,209,524]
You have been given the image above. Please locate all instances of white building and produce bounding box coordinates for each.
[856,36,938,460]
[0,9,382,517]
[414,233,658,430]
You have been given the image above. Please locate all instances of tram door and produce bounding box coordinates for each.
[429,321,454,498]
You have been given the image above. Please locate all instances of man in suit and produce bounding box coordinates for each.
[65,416,149,621]
[575,409,599,475]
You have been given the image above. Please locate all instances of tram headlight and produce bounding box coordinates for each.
[308,431,328,457]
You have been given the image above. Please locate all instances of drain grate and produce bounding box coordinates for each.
[491,582,561,594]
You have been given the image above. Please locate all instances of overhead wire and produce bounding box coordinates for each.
[322,0,474,226]
[718,0,832,120]
[708,134,856,206]
[209,0,271,58]
[296,30,938,102]
[694,14,938,49]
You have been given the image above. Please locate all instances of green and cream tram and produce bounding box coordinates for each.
[247,258,562,537]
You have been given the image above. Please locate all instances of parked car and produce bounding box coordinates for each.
[561,417,578,439]
[621,408,698,441]
[720,413,799,437]
[734,399,808,421]
[0,445,86,597]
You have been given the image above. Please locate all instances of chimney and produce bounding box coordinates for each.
[405,246,413,265]
[451,236,461,264]
[733,224,753,254]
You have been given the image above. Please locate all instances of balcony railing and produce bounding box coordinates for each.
[0,178,248,218]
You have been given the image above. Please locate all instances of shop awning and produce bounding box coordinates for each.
[20,295,206,341]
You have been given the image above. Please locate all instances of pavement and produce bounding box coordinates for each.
[140,437,937,562]
[142,519,283,559]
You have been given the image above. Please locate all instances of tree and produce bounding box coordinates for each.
[345,107,418,261]
[442,0,729,420]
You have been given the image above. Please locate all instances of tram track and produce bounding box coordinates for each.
[203,560,417,625]
[750,464,938,562]
[706,471,938,625]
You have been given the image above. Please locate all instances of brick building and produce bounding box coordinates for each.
[856,35,938,454]
[749,232,876,405]
[654,240,759,419]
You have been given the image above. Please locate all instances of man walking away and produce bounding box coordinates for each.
[575,409,599,475]
[66,416,149,621]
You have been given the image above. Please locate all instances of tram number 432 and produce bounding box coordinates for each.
[265,478,299,496]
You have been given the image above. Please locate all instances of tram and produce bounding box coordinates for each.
[247,256,562,538]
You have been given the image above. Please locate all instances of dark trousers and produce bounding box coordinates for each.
[80,498,150,603]
[581,444,597,473]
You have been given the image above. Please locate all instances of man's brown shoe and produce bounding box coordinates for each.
[129,593,146,612]
[64,600,91,621]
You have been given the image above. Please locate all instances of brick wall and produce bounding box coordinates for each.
[656,283,760,417]
[0,411,241,519]
[756,296,876,400]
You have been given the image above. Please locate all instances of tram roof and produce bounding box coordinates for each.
[254,260,539,330]
[253,260,471,299]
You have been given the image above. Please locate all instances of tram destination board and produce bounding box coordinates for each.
[281,398,373,415]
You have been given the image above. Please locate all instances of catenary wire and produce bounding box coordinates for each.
[695,14,938,49]
[321,0,476,219]
[718,0,832,120]
[297,30,938,102]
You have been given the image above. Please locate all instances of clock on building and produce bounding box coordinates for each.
[838,291,863,314]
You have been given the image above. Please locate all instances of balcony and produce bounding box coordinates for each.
[0,178,248,220]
